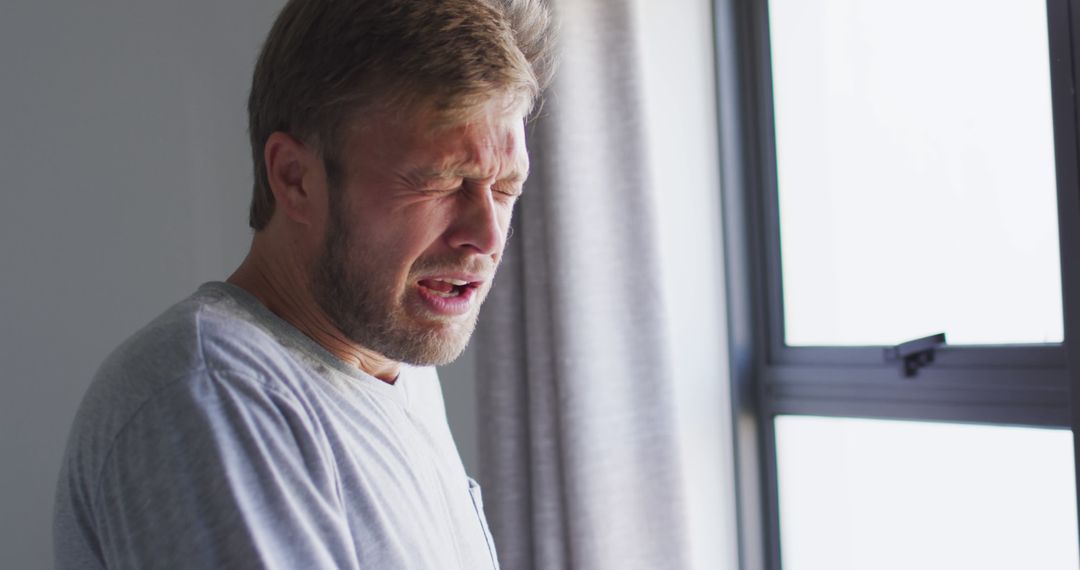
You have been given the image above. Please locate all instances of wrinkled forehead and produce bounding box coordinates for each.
[346,95,531,181]
[423,113,530,179]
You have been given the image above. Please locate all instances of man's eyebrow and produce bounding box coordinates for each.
[415,166,530,184]
[497,169,529,184]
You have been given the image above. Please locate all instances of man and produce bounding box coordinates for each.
[53,1,556,568]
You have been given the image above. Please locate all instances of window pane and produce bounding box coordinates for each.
[770,0,1063,346]
[775,416,1078,570]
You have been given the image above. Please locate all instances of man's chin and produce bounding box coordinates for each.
[353,323,474,367]
[400,309,480,365]
[384,339,471,367]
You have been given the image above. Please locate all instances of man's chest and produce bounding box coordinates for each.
[312,394,499,569]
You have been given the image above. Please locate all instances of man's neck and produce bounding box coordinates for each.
[226,244,401,384]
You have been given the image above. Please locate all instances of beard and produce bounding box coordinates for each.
[311,201,493,367]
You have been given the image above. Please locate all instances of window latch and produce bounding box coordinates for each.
[883,333,946,378]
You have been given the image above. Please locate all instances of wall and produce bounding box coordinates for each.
[0,3,477,567]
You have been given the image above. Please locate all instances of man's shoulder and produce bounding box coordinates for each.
[94,282,285,391]
[69,283,305,461]
[54,284,337,567]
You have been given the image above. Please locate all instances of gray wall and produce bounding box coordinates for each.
[0,3,478,567]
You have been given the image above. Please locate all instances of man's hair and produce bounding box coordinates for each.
[246,0,558,230]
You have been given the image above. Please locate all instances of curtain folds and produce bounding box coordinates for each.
[474,1,690,568]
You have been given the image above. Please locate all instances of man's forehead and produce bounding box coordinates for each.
[421,138,530,180]
[402,114,529,178]
[341,96,530,178]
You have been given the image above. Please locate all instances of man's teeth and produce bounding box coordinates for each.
[422,278,470,298]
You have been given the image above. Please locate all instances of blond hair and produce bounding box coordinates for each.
[246,0,558,230]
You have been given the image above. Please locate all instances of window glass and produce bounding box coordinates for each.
[775,415,1079,570]
[770,0,1062,346]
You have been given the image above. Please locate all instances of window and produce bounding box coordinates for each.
[775,416,1076,570]
[714,0,1080,568]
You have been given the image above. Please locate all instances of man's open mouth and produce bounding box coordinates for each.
[417,278,480,298]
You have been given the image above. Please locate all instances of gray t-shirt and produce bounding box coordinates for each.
[53,282,498,569]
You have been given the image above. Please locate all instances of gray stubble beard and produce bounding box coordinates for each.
[310,200,487,367]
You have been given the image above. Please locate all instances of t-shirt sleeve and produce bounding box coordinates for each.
[90,369,360,570]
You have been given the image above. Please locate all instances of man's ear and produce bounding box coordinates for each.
[264,131,324,226]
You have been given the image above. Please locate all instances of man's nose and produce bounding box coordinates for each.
[447,187,504,255]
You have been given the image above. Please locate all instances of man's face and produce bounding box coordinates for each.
[312,100,528,366]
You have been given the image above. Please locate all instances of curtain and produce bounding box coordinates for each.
[474,1,690,568]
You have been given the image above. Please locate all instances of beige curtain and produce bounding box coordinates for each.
[474,1,690,568]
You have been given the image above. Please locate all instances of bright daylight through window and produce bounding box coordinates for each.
[776,416,1078,570]
[752,0,1080,568]
[770,0,1062,347]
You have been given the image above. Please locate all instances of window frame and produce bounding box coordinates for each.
[713,0,1080,568]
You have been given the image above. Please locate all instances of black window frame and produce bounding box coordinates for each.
[713,0,1080,568]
